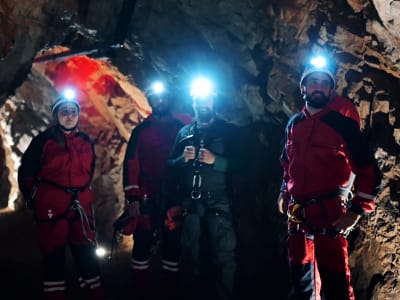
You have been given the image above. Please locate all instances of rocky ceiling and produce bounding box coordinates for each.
[0,0,399,299]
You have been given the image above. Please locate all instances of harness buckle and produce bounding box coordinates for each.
[288,203,305,224]
[191,173,202,200]
[71,199,80,210]
[191,190,202,200]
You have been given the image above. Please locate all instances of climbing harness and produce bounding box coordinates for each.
[37,178,99,247]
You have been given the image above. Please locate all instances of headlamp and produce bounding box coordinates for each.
[300,55,335,88]
[310,56,327,69]
[63,88,77,100]
[51,87,80,114]
[150,81,165,95]
[190,77,216,99]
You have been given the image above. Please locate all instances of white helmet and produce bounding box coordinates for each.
[51,96,80,115]
[51,88,80,115]
[300,56,335,89]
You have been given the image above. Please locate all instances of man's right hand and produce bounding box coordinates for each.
[128,201,141,217]
[164,206,183,230]
[183,146,196,162]
[277,192,289,215]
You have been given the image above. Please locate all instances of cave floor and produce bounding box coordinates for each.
[0,208,133,300]
[0,208,288,300]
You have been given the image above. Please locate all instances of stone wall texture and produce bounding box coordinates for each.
[0,0,399,298]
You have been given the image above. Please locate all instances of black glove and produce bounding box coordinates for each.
[113,210,134,232]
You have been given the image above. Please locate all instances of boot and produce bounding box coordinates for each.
[161,268,181,300]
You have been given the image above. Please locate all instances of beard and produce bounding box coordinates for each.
[304,91,330,109]
[195,107,215,123]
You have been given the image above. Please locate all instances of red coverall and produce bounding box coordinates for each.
[280,96,381,300]
[18,126,104,300]
[122,114,186,298]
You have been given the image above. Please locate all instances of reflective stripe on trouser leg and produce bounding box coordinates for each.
[162,226,181,272]
[42,245,66,299]
[131,258,150,270]
[78,276,102,289]
[78,276,105,300]
[43,280,65,295]
[162,259,180,272]
[131,227,154,298]
[70,244,105,299]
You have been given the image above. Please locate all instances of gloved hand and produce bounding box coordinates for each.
[164,206,184,230]
[332,210,361,236]
[198,148,215,165]
[277,191,290,215]
[113,210,135,235]
[130,202,141,217]
[183,146,196,162]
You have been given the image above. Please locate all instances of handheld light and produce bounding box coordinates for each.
[95,246,107,258]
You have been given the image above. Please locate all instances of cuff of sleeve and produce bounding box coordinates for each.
[172,155,186,167]
[348,204,365,216]
[213,155,228,172]
[280,180,287,193]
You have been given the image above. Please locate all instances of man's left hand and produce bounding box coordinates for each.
[332,211,361,236]
[198,148,215,164]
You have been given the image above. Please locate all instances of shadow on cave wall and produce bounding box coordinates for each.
[230,120,289,299]
[0,134,10,209]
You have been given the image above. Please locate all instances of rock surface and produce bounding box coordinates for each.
[0,0,399,298]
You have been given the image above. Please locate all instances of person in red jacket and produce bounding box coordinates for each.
[277,56,382,300]
[18,91,105,300]
[121,81,187,300]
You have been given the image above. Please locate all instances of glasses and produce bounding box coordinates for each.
[58,109,78,117]
[305,79,331,89]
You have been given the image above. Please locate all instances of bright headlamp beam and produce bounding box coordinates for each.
[95,246,107,258]
[63,88,76,100]
[151,82,165,94]
[190,77,214,98]
[310,56,327,69]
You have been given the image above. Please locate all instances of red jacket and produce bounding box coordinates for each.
[18,126,95,220]
[280,96,381,214]
[123,114,185,199]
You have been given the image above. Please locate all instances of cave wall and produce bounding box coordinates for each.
[0,0,399,298]
[0,133,10,208]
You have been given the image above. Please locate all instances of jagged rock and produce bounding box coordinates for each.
[0,0,399,298]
